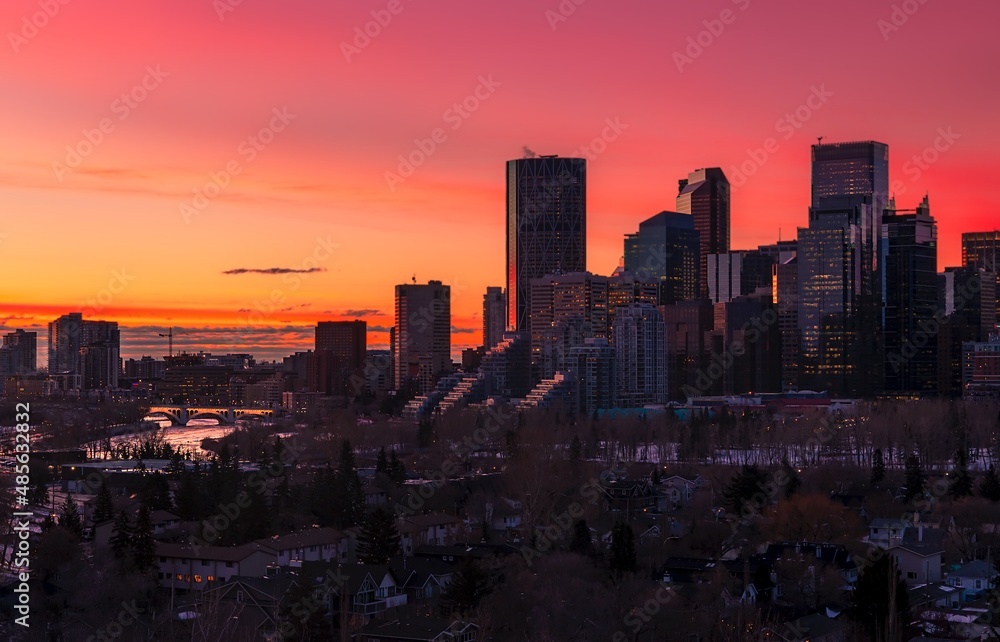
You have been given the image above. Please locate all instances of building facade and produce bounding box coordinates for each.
[623,211,700,305]
[676,168,730,298]
[394,280,451,394]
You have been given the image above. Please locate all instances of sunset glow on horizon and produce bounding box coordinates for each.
[2,0,998,361]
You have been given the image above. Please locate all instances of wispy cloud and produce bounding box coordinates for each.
[343,309,383,317]
[223,267,327,275]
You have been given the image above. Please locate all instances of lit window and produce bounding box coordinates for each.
[194,575,202,583]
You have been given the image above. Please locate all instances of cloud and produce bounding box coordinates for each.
[222,267,327,275]
[451,326,476,334]
[343,309,383,317]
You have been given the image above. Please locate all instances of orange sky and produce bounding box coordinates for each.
[1,0,997,361]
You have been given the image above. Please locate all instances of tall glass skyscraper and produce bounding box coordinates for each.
[676,168,730,298]
[623,211,700,305]
[506,156,586,332]
[811,140,889,210]
[882,196,937,392]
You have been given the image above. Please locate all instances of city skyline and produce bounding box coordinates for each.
[1,0,998,362]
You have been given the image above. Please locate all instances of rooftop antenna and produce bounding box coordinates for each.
[817,136,824,145]
[412,274,416,284]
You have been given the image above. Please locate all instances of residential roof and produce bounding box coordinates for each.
[894,527,945,557]
[254,527,343,552]
[156,541,275,562]
[359,616,477,641]
[764,542,857,571]
[951,559,996,579]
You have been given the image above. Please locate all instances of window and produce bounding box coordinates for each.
[207,575,215,582]
[176,574,184,581]
[236,590,245,603]
[226,561,234,568]
[160,556,166,563]
[907,572,917,580]
[194,575,202,583]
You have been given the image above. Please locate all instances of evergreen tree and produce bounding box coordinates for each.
[59,493,83,539]
[904,453,925,503]
[609,522,636,576]
[870,448,886,484]
[94,481,114,524]
[981,465,1000,501]
[723,464,770,516]
[569,434,582,462]
[376,446,389,475]
[388,450,406,485]
[852,555,910,641]
[781,457,801,499]
[132,504,156,574]
[356,507,401,564]
[336,440,365,526]
[569,519,592,554]
[440,557,492,616]
[651,467,661,485]
[417,418,435,448]
[949,448,974,498]
[139,472,172,511]
[174,469,201,521]
[109,510,132,562]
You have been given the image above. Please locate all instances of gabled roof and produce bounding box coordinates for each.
[764,542,857,571]
[359,616,477,641]
[894,527,945,557]
[254,527,343,552]
[951,559,996,579]
[388,555,453,590]
[156,541,274,562]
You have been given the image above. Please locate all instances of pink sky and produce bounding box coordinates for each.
[0,0,997,361]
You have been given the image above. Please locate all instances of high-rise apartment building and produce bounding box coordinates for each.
[483,287,507,351]
[506,156,586,332]
[48,313,120,390]
[528,272,608,380]
[962,231,1000,327]
[676,168,730,298]
[612,304,666,407]
[0,329,37,375]
[394,280,451,393]
[315,320,367,397]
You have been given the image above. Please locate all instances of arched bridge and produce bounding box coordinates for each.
[146,405,276,426]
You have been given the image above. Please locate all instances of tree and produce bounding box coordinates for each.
[903,453,925,503]
[59,493,83,539]
[569,434,582,462]
[356,507,401,565]
[388,450,406,485]
[440,557,492,616]
[132,504,156,574]
[981,465,1000,501]
[852,555,910,641]
[781,457,801,499]
[569,519,592,555]
[109,510,132,562]
[417,418,435,448]
[871,448,886,484]
[949,448,974,498]
[376,446,389,475]
[722,464,770,517]
[609,522,636,576]
[94,481,114,524]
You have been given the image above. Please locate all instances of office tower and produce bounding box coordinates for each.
[962,335,1000,400]
[810,140,889,210]
[623,211,700,305]
[798,196,882,397]
[962,231,1000,325]
[123,356,166,380]
[757,240,799,264]
[661,299,714,400]
[882,196,938,393]
[608,270,659,324]
[613,304,666,407]
[394,280,451,394]
[708,292,781,395]
[676,168,730,298]
[938,266,998,395]
[528,272,608,379]
[0,329,37,375]
[773,249,800,391]
[706,250,774,304]
[483,287,507,351]
[568,338,617,415]
[506,156,586,332]
[48,313,120,390]
[315,320,367,397]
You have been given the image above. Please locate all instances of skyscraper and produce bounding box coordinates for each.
[483,287,507,351]
[810,140,889,210]
[394,280,451,393]
[529,271,608,380]
[0,329,37,375]
[882,196,937,393]
[623,211,700,305]
[797,196,881,396]
[506,156,586,332]
[962,230,1000,325]
[676,168,730,298]
[315,320,367,397]
[706,250,774,304]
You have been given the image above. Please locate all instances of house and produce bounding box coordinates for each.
[891,527,945,586]
[772,612,850,642]
[397,514,465,555]
[763,542,859,587]
[155,541,277,592]
[389,556,453,601]
[355,616,478,642]
[597,470,659,516]
[486,498,523,534]
[199,572,298,639]
[662,475,703,510]
[947,559,997,602]
[299,561,407,621]
[868,518,909,548]
[255,527,350,566]
[907,582,957,610]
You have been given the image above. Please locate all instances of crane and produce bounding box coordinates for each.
[159,327,173,358]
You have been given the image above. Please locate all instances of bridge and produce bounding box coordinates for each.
[146,405,276,426]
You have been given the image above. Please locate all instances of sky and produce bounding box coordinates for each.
[1,0,997,363]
